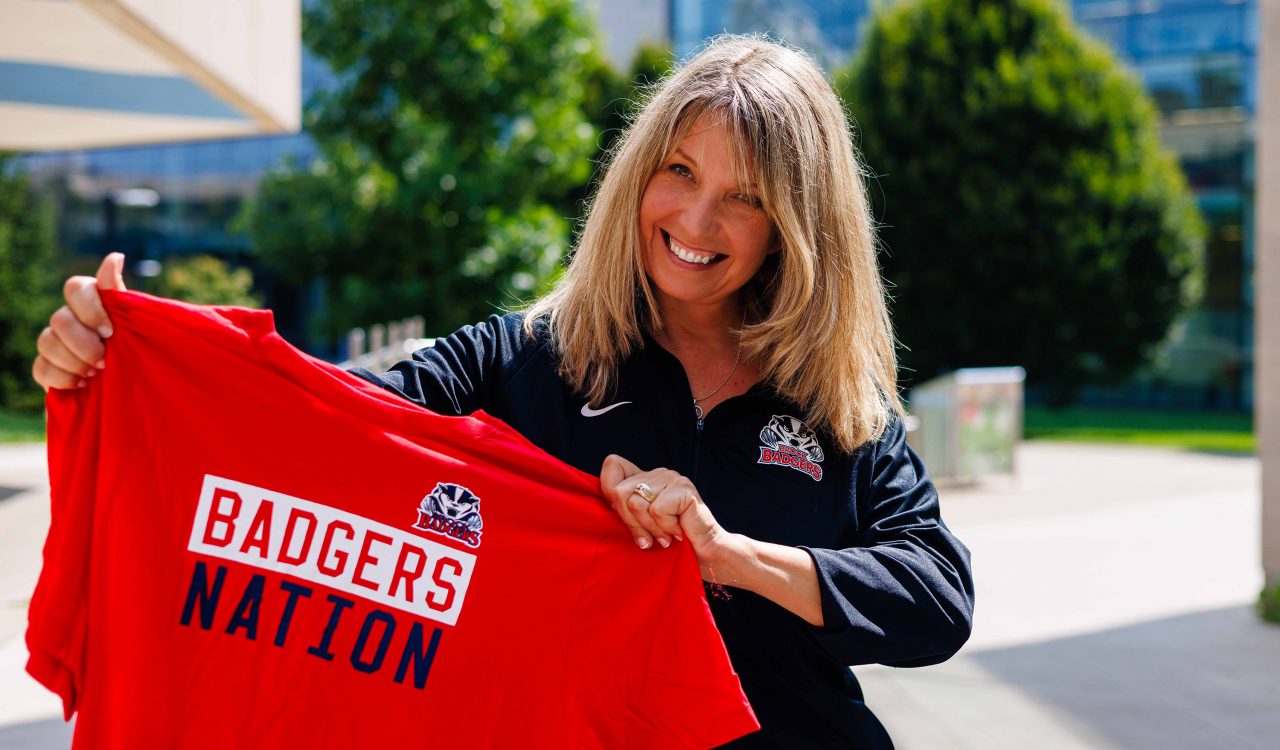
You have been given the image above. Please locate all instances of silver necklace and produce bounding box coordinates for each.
[691,313,747,425]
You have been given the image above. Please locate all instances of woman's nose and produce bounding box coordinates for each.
[680,189,721,241]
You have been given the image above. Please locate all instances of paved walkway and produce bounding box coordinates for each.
[0,440,1276,748]
[859,442,1278,749]
[0,443,72,748]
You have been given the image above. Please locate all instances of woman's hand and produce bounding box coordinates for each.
[32,253,127,391]
[599,454,747,578]
[600,453,825,623]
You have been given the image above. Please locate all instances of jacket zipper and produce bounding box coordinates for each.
[692,403,704,481]
[694,403,733,599]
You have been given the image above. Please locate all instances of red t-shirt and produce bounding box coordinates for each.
[27,290,758,749]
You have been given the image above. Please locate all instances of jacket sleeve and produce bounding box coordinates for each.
[800,416,975,668]
[347,313,533,416]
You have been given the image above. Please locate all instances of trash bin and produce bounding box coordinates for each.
[907,367,1025,485]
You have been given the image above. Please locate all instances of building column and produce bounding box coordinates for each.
[1260,0,1280,593]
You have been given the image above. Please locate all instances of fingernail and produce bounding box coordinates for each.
[85,369,97,378]
[636,538,650,550]
[98,326,113,338]
[76,379,87,388]
[674,534,684,543]
[657,538,670,548]
[95,359,105,369]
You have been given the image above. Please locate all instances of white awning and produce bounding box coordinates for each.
[0,0,300,151]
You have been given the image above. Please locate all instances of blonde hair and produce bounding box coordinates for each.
[525,34,903,454]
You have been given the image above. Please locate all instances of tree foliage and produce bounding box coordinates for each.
[242,0,603,340]
[566,40,674,223]
[146,255,263,308]
[630,41,676,85]
[840,0,1205,398]
[0,156,61,412]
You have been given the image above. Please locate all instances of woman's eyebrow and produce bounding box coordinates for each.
[673,147,699,168]
[673,146,760,190]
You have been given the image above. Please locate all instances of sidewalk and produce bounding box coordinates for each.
[0,443,72,748]
[858,441,1279,749]
[0,440,1276,748]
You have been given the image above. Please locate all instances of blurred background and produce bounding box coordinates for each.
[1,0,1277,748]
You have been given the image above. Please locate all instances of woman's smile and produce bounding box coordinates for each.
[662,230,727,268]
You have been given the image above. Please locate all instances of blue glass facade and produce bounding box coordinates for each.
[1077,0,1256,112]
[1071,0,1255,410]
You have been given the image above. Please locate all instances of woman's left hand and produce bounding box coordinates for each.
[599,454,745,575]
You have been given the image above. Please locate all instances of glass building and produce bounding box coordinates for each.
[672,0,1257,410]
[1072,0,1256,410]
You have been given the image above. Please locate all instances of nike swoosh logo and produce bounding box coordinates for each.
[581,401,633,417]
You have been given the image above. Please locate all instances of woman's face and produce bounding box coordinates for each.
[638,115,777,314]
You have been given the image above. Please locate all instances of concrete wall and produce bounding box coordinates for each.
[91,0,300,131]
[1,0,299,149]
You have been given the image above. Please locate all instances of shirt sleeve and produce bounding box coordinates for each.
[800,416,975,668]
[25,386,103,720]
[346,313,537,416]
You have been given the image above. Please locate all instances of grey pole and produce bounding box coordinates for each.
[1258,0,1280,603]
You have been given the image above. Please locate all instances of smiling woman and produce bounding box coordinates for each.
[35,34,975,749]
[527,37,900,454]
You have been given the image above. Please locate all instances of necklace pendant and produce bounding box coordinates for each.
[693,400,704,421]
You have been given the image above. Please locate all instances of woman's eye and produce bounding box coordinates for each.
[736,193,763,208]
[668,163,694,179]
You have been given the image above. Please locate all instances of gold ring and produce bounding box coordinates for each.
[634,482,657,503]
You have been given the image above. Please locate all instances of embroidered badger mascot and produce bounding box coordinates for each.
[759,415,824,464]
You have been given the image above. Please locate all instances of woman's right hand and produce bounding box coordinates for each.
[32,252,127,391]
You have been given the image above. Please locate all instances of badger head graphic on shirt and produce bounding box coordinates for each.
[413,482,484,547]
[757,414,825,481]
[759,415,825,463]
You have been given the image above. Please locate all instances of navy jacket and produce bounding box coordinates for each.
[351,313,975,749]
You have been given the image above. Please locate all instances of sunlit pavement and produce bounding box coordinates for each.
[1,441,1275,749]
[0,443,72,749]
[859,441,1278,750]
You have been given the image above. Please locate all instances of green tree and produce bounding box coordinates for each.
[575,39,675,172]
[147,255,263,308]
[0,155,61,412]
[528,40,673,298]
[841,0,1204,399]
[628,41,676,90]
[242,0,602,341]
[565,41,674,224]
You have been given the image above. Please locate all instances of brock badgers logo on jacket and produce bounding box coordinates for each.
[758,415,824,481]
[414,482,484,548]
